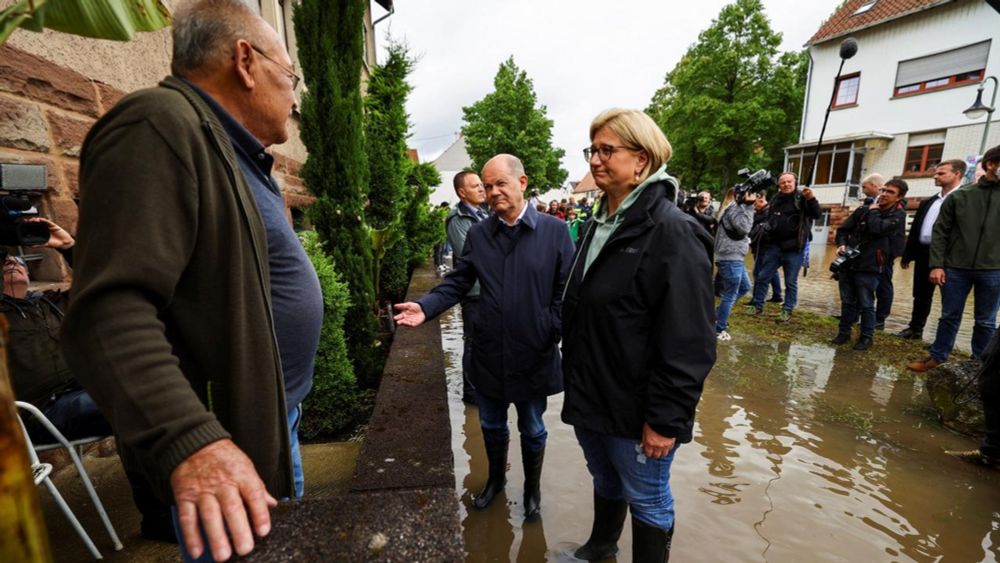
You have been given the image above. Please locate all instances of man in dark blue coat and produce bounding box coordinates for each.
[394,154,575,522]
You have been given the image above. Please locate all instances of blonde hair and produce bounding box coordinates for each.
[589,108,672,184]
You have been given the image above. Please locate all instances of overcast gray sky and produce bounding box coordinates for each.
[374,1,843,184]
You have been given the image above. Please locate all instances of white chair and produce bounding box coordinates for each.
[16,401,123,559]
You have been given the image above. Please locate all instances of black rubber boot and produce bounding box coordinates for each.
[522,442,544,521]
[631,517,673,563]
[472,440,508,510]
[574,491,628,560]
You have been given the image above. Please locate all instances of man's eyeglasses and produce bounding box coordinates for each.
[251,44,302,90]
[583,145,636,162]
[3,256,25,267]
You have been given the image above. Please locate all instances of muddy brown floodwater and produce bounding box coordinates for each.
[441,274,1000,562]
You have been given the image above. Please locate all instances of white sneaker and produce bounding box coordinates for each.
[717,330,732,341]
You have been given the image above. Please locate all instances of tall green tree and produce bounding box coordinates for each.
[364,41,414,300]
[462,57,567,191]
[365,41,413,231]
[646,0,807,192]
[294,0,378,387]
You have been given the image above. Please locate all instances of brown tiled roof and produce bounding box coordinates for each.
[573,172,597,194]
[806,0,955,46]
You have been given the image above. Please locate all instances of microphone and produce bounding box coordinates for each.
[840,37,859,60]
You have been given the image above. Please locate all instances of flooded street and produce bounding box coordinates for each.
[441,269,1000,561]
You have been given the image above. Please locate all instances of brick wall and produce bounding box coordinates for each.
[0,44,311,282]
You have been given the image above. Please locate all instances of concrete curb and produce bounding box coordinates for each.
[245,264,463,562]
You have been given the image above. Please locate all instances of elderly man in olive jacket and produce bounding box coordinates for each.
[61,2,317,560]
[395,154,575,522]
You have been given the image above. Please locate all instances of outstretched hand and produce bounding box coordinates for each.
[393,302,427,327]
[171,439,277,561]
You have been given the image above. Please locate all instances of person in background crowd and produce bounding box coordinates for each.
[549,200,565,220]
[563,108,715,562]
[578,196,593,219]
[395,154,575,522]
[446,171,488,404]
[528,188,542,210]
[857,173,897,329]
[714,187,757,341]
[63,2,320,559]
[831,178,908,351]
[746,172,821,322]
[909,145,1000,372]
[896,160,966,340]
[749,192,783,304]
[566,209,583,244]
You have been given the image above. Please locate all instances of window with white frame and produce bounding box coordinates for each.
[833,73,860,108]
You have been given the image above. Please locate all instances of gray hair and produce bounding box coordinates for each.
[861,173,885,187]
[485,154,526,178]
[171,0,266,77]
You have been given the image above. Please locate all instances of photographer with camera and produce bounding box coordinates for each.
[746,172,821,322]
[830,178,908,351]
[682,190,717,234]
[714,187,757,341]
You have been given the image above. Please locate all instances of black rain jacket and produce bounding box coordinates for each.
[560,181,717,442]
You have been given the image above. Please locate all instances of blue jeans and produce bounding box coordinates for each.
[25,388,112,444]
[574,426,678,530]
[751,245,802,311]
[930,268,1000,361]
[288,404,304,498]
[838,271,879,337]
[476,394,547,452]
[752,253,782,300]
[716,260,751,332]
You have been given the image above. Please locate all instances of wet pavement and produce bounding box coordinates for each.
[441,264,1000,561]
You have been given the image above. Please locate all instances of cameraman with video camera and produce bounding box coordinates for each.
[3,217,174,542]
[746,172,821,322]
[830,178,907,351]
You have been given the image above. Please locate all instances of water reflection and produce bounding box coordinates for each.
[442,300,1000,562]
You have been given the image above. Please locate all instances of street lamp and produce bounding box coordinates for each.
[963,75,998,155]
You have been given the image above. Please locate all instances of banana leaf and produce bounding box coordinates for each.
[1,0,172,45]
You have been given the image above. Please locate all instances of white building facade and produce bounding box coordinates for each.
[788,0,1000,213]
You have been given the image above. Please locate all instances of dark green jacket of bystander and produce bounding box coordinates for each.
[61,76,292,502]
[930,176,1000,270]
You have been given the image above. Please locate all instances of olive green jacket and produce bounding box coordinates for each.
[930,176,1000,270]
[62,76,292,501]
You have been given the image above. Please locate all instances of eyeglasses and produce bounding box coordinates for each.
[251,44,302,90]
[3,256,25,267]
[583,144,636,162]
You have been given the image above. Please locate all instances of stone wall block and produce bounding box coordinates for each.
[0,45,99,116]
[95,82,126,115]
[61,160,80,198]
[284,193,315,209]
[0,96,50,152]
[46,111,92,157]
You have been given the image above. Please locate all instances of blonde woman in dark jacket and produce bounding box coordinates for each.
[562,109,716,562]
